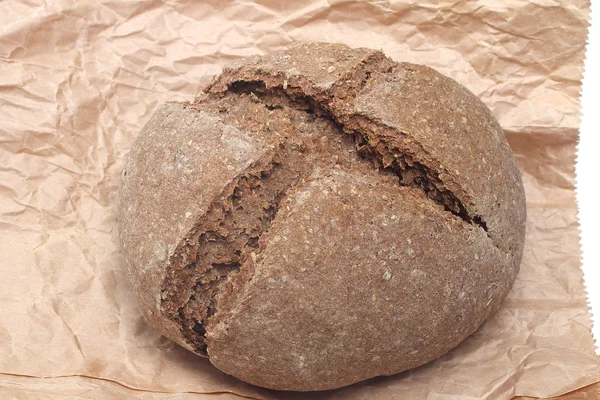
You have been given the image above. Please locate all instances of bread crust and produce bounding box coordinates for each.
[118,42,526,391]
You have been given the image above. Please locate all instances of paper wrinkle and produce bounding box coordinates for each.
[1,0,598,399]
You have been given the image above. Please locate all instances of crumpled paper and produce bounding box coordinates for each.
[0,0,597,399]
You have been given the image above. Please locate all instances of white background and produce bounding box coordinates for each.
[578,2,599,354]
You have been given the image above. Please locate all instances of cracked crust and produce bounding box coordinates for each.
[118,42,527,391]
[207,42,526,256]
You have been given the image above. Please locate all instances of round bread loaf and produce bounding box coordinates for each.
[118,42,526,391]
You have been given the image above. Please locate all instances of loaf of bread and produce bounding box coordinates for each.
[118,42,526,391]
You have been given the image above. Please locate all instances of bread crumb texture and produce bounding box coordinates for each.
[118,42,526,391]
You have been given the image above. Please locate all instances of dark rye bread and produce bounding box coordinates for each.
[118,42,526,391]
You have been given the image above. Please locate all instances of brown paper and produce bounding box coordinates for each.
[0,0,597,398]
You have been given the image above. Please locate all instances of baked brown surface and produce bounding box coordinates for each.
[118,42,527,391]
